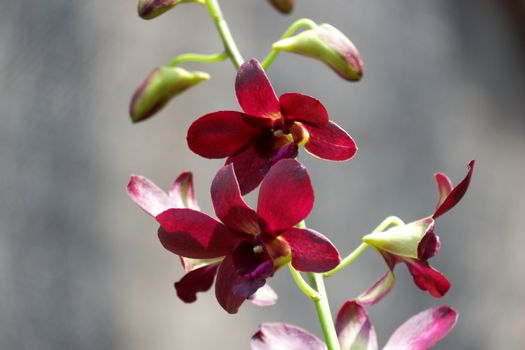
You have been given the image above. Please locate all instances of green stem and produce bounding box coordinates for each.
[261,18,318,69]
[288,264,321,301]
[169,51,228,66]
[204,0,244,69]
[307,273,341,350]
[323,216,405,277]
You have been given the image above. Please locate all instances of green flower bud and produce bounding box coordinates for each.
[267,0,294,14]
[138,0,204,20]
[273,24,364,81]
[129,66,210,123]
[362,218,434,259]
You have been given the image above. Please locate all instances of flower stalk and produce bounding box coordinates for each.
[169,51,228,66]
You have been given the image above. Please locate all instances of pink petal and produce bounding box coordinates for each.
[251,323,327,350]
[215,255,248,314]
[187,111,260,158]
[383,306,458,350]
[257,159,314,233]
[211,164,260,235]
[335,301,379,350]
[236,59,281,120]
[404,259,451,298]
[127,175,177,217]
[280,228,340,272]
[433,160,474,219]
[357,269,396,306]
[280,93,329,127]
[174,263,219,303]
[304,121,357,161]
[434,173,453,208]
[169,172,199,210]
[248,284,278,307]
[157,208,247,259]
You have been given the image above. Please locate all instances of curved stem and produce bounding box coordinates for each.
[169,51,228,66]
[204,0,244,69]
[288,264,321,301]
[323,216,405,277]
[307,273,341,350]
[261,18,318,69]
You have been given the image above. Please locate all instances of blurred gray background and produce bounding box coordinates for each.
[1,0,524,349]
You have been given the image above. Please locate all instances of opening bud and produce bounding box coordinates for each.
[273,24,364,81]
[129,66,210,123]
[138,0,204,20]
[267,0,294,14]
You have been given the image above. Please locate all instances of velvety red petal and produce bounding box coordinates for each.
[304,121,357,161]
[433,160,474,219]
[127,175,176,217]
[417,229,441,261]
[226,141,272,195]
[187,111,260,158]
[169,172,199,210]
[215,255,248,314]
[280,228,340,272]
[257,159,314,233]
[335,301,379,350]
[235,59,280,120]
[383,306,458,350]
[174,263,219,303]
[279,93,329,127]
[157,208,247,259]
[251,323,327,350]
[404,259,451,298]
[211,164,260,235]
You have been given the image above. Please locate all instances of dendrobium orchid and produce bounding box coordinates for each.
[251,302,458,350]
[187,59,357,194]
[146,159,339,313]
[363,160,475,298]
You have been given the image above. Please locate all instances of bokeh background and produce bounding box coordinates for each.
[1,0,524,349]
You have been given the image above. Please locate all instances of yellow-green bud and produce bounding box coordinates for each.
[129,66,210,123]
[138,0,204,20]
[273,24,364,81]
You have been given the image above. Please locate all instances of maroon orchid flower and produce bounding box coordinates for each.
[363,160,474,298]
[251,303,458,350]
[187,59,357,194]
[155,159,340,313]
[127,171,278,308]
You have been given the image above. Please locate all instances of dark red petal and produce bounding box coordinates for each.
[383,306,458,350]
[174,263,219,303]
[404,259,451,298]
[235,59,281,119]
[279,93,329,127]
[251,323,327,350]
[280,228,340,272]
[304,121,357,161]
[169,172,199,210]
[187,111,260,158]
[257,159,314,233]
[417,228,441,261]
[215,255,248,314]
[157,208,246,259]
[211,164,260,234]
[335,301,379,350]
[226,142,272,195]
[433,160,475,219]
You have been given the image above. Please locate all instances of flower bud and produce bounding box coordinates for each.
[273,24,364,81]
[267,0,294,14]
[138,0,203,20]
[129,66,210,123]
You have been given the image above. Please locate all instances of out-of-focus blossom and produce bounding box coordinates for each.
[363,160,475,297]
[250,303,458,350]
[273,24,364,81]
[153,159,339,313]
[129,66,209,123]
[187,59,357,194]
